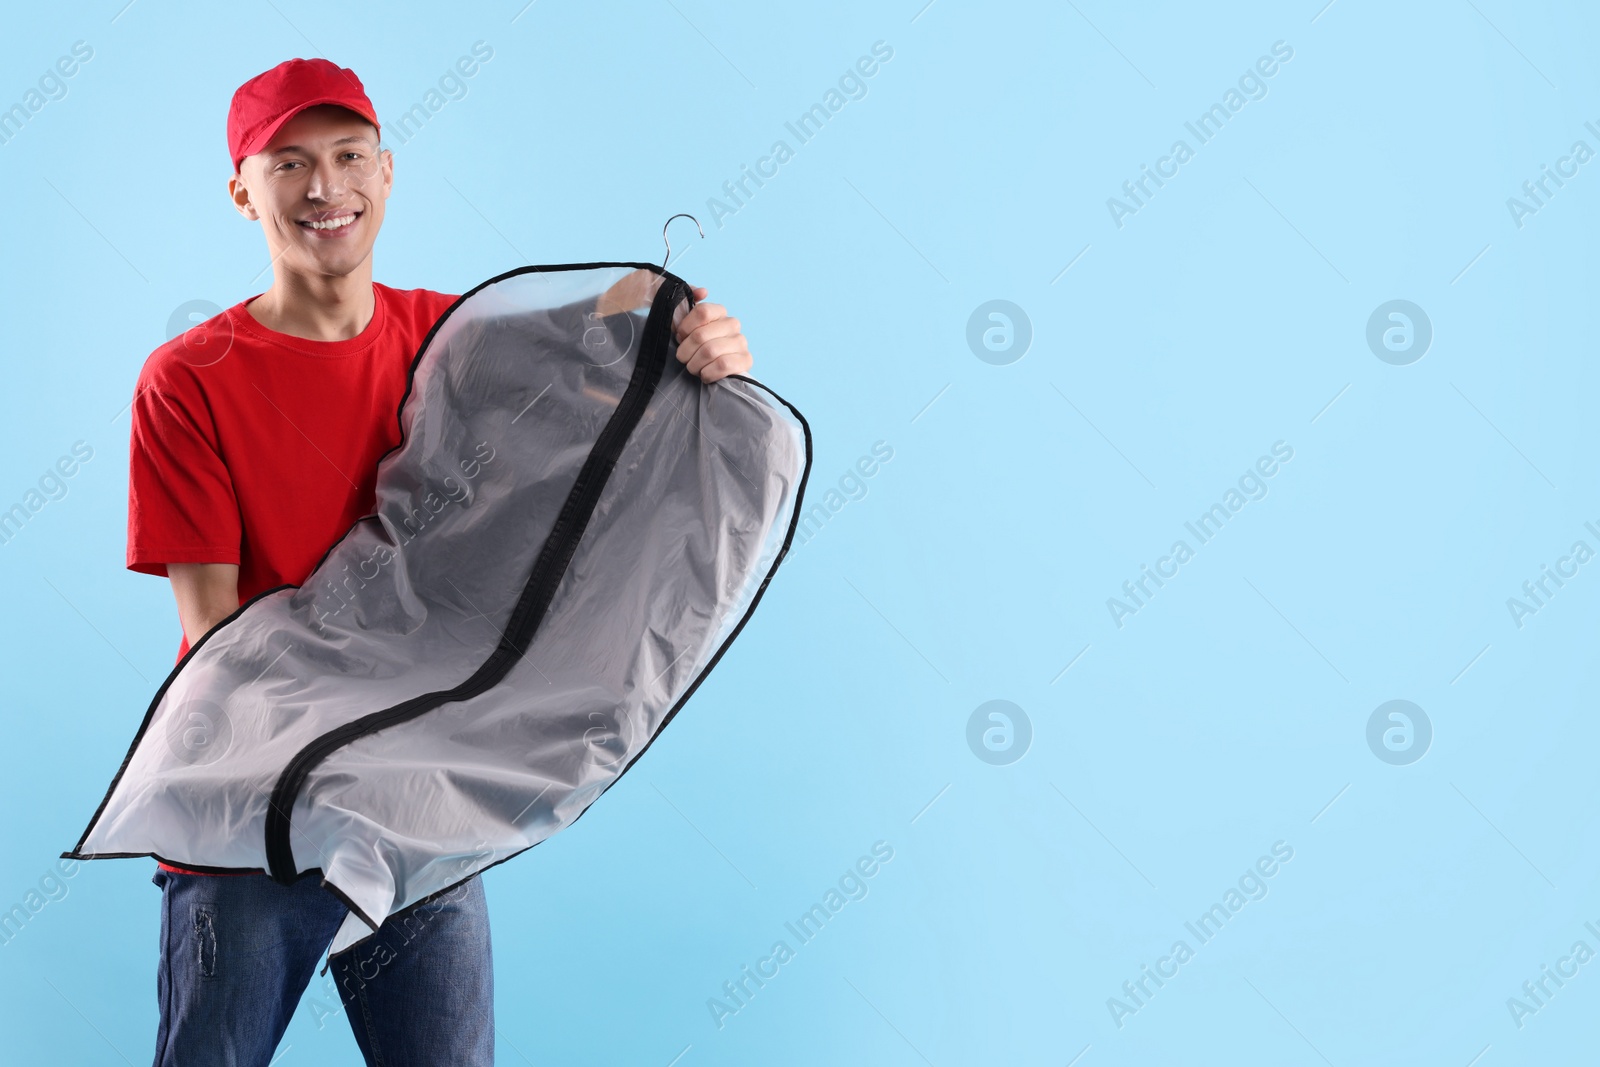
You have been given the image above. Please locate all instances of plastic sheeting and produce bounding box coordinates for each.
[65,263,811,958]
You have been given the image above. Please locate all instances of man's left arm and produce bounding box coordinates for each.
[675,286,753,384]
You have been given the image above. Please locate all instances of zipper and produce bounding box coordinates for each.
[264,272,686,885]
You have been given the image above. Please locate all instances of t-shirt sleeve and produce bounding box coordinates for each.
[126,380,242,577]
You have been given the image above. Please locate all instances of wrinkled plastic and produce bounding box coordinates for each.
[67,263,810,958]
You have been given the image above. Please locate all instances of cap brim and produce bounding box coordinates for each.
[236,98,381,170]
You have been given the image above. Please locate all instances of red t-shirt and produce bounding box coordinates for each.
[127,281,459,875]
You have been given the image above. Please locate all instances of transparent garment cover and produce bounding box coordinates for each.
[67,264,810,959]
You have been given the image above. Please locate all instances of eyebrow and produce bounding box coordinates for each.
[267,135,373,155]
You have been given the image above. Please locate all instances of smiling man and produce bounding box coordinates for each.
[126,57,752,1066]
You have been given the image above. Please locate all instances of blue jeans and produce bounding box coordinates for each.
[150,867,493,1066]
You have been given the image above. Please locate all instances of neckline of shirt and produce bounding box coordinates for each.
[230,282,391,357]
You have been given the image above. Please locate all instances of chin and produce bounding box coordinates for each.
[304,250,372,278]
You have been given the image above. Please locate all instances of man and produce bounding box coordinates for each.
[127,57,753,1065]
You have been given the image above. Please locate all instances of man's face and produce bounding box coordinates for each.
[229,104,391,280]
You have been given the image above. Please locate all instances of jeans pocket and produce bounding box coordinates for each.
[194,907,217,979]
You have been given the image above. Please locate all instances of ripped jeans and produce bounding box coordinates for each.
[150,866,493,1066]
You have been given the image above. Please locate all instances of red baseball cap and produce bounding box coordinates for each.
[227,58,381,174]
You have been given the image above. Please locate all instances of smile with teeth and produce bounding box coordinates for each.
[300,212,359,232]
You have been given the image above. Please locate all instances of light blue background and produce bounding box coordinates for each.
[2,1,1597,1064]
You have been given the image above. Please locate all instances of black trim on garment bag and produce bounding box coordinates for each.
[263,270,688,885]
[63,261,688,866]
[68,261,816,965]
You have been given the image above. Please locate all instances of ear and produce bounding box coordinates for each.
[228,169,260,221]
[379,147,394,200]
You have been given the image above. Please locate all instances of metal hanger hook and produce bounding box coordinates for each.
[661,213,705,270]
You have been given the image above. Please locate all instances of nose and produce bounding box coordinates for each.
[304,158,347,203]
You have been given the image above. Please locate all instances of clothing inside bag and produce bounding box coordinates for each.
[66,263,811,959]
